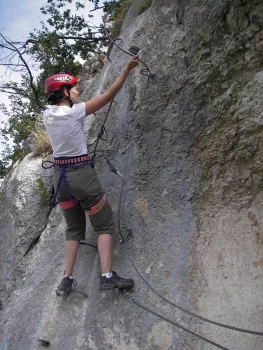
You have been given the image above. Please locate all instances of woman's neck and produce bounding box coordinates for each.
[57,100,70,107]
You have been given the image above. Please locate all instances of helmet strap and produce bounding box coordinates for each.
[63,86,74,107]
[66,95,74,107]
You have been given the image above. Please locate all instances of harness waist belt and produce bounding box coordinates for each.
[54,154,92,165]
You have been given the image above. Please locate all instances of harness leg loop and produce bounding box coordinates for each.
[85,193,107,216]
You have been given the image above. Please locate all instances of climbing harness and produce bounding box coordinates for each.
[42,155,92,208]
[43,155,107,216]
[42,156,98,250]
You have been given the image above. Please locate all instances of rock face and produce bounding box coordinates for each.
[1,1,263,349]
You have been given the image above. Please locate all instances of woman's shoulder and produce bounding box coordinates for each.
[71,102,86,118]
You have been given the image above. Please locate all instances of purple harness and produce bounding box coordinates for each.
[42,155,92,208]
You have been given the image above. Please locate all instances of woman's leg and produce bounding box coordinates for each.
[98,234,113,273]
[65,240,80,276]
[61,205,86,275]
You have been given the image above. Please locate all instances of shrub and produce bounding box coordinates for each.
[32,129,52,156]
[139,0,153,15]
[36,178,50,201]
[107,0,133,38]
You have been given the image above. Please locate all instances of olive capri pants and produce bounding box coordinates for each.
[53,164,114,241]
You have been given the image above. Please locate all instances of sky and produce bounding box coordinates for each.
[0,0,103,151]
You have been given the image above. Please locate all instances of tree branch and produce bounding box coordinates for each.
[0,63,25,66]
[0,43,16,51]
[0,88,29,98]
[0,33,43,110]
[90,6,104,12]
[25,35,108,45]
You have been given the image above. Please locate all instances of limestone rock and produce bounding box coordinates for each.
[1,1,263,349]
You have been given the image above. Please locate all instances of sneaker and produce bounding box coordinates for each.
[100,271,134,291]
[56,276,77,296]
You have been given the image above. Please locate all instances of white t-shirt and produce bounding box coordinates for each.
[43,102,87,157]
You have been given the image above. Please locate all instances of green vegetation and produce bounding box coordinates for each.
[104,0,133,38]
[139,0,153,15]
[36,178,50,201]
[32,129,53,156]
[0,0,133,178]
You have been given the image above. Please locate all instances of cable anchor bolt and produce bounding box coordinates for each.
[117,171,124,178]
[129,296,135,303]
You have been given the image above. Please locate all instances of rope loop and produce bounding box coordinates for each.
[42,160,54,169]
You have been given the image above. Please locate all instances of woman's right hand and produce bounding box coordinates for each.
[124,56,140,72]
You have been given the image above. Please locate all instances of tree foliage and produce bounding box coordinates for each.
[0,0,130,178]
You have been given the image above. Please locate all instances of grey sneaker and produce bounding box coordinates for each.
[56,276,77,296]
[100,271,134,291]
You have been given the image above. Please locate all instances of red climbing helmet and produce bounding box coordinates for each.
[45,73,78,94]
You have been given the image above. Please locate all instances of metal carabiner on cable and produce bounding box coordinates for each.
[106,38,154,79]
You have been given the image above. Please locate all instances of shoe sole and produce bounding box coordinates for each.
[55,288,71,296]
[100,283,134,291]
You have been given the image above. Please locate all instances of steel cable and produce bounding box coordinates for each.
[97,39,263,339]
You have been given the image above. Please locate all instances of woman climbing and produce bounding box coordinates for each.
[43,56,139,295]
